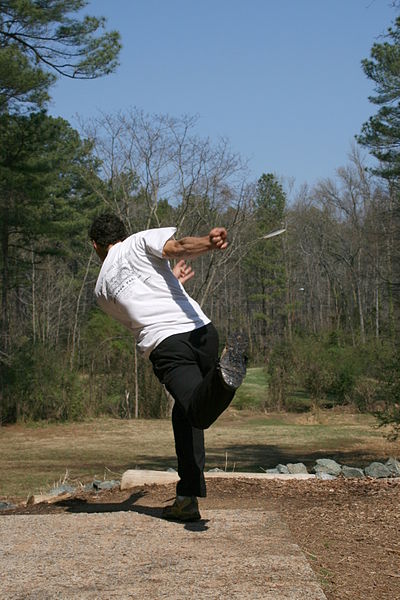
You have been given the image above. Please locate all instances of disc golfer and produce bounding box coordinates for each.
[89,213,247,522]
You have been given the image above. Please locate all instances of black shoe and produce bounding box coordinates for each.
[162,496,201,522]
[219,331,248,389]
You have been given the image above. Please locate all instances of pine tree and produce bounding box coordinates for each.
[244,174,287,357]
[0,112,98,350]
[358,17,400,181]
[0,0,121,113]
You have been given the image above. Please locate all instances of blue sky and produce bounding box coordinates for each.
[49,0,397,189]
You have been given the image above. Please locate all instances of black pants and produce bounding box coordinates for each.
[149,323,235,497]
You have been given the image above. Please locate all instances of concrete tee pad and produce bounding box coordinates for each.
[1,509,327,599]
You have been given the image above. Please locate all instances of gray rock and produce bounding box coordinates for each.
[82,482,96,492]
[385,457,400,477]
[313,458,342,476]
[48,484,76,496]
[0,501,16,511]
[207,468,224,472]
[342,466,365,479]
[93,480,120,490]
[286,462,308,474]
[316,472,337,481]
[276,464,290,474]
[264,468,279,474]
[365,462,391,478]
[167,467,177,473]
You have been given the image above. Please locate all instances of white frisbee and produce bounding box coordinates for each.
[261,228,287,239]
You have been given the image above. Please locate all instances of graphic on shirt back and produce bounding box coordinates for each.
[104,259,148,301]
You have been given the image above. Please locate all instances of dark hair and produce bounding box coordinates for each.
[89,212,128,247]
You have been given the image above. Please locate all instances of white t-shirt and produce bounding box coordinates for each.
[94,227,210,356]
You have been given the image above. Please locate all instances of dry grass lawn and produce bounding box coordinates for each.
[1,408,399,500]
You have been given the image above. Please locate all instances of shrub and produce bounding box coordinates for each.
[3,341,84,422]
[267,341,295,410]
[372,350,400,440]
[291,334,383,408]
[80,309,168,419]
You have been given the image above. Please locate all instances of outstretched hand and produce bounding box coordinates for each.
[209,227,228,250]
[172,259,195,285]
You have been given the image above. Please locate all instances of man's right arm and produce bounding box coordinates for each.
[162,227,228,259]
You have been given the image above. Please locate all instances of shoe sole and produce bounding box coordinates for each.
[162,512,201,522]
[219,332,248,388]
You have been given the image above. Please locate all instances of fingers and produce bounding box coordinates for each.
[172,259,195,284]
[171,259,183,279]
[179,268,195,284]
[214,238,228,249]
[179,261,193,278]
[209,227,228,250]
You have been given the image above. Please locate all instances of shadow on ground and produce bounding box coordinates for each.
[56,492,210,532]
[207,444,388,469]
[134,444,388,473]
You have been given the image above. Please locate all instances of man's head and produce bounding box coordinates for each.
[89,212,128,260]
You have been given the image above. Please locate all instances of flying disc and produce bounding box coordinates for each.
[261,228,287,239]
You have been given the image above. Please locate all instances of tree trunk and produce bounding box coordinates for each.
[134,344,139,419]
[31,248,36,343]
[375,284,379,340]
[356,251,366,344]
[70,252,93,369]
[357,280,366,344]
[1,204,9,351]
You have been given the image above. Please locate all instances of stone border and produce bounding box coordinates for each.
[120,469,315,489]
[2,456,398,510]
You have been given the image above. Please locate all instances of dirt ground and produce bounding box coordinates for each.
[3,477,400,600]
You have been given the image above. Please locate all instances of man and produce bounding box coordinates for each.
[89,212,247,521]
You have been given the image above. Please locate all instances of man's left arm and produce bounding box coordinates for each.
[162,227,228,259]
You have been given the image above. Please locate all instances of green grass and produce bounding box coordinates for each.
[232,367,269,410]
[285,390,313,412]
[232,367,351,413]
[1,410,399,500]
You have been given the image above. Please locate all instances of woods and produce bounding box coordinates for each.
[1,2,399,429]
